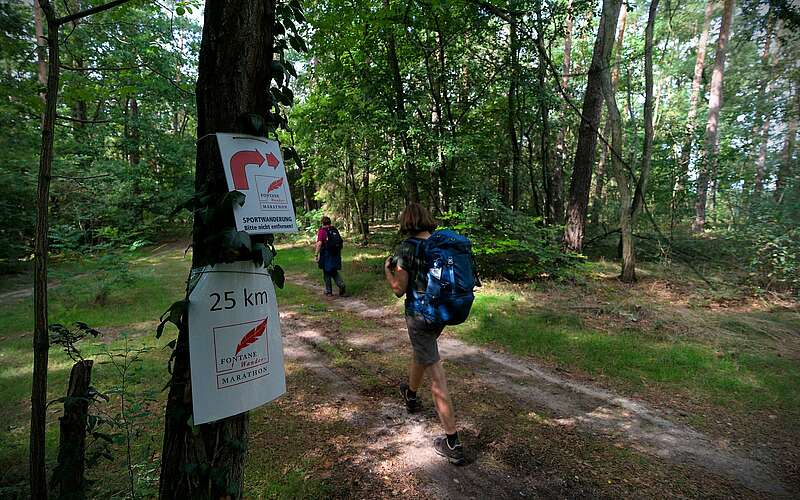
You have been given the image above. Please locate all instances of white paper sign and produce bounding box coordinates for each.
[217,133,298,234]
[188,261,286,424]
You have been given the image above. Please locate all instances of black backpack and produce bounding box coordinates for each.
[324,226,343,252]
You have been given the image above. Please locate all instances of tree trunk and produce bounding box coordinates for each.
[600,46,632,281]
[563,0,622,252]
[344,144,366,241]
[33,0,47,91]
[435,20,455,211]
[776,84,798,203]
[590,6,624,225]
[591,116,609,224]
[535,37,552,223]
[158,1,275,497]
[551,1,572,225]
[604,86,633,281]
[694,0,734,232]
[31,3,59,497]
[754,112,771,195]
[753,18,775,195]
[422,30,444,213]
[129,97,141,166]
[54,360,93,500]
[361,138,370,239]
[525,131,542,216]
[384,0,418,203]
[30,2,134,494]
[631,0,660,222]
[676,0,713,199]
[508,16,522,210]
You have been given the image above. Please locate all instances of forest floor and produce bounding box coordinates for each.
[0,238,798,498]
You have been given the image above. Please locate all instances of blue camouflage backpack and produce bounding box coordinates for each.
[407,229,478,325]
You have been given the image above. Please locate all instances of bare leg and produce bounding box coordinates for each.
[428,361,457,434]
[408,358,425,392]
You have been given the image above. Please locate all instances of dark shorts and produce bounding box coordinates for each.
[406,314,445,365]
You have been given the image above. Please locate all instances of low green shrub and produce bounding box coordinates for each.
[743,225,799,295]
[438,191,582,281]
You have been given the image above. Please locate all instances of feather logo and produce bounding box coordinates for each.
[267,178,284,194]
[234,318,268,356]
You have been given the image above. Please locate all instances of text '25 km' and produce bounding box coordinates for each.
[209,288,269,311]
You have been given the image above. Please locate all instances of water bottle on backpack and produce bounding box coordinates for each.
[408,229,479,325]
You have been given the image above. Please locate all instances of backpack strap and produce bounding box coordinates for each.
[406,237,425,265]
[404,237,427,295]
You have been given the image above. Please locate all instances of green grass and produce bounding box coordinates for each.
[2,236,798,496]
[454,290,800,417]
[0,243,347,498]
[276,244,397,304]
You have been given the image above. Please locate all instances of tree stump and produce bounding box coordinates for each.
[53,359,93,500]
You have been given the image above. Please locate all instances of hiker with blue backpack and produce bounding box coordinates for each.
[315,216,346,296]
[384,203,478,466]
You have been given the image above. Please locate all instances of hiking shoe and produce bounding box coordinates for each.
[338,286,347,297]
[324,291,333,296]
[399,383,421,413]
[433,436,466,465]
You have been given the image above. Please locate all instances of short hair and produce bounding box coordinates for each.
[399,203,437,235]
[321,216,332,226]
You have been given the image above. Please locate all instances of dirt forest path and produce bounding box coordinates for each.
[280,274,789,498]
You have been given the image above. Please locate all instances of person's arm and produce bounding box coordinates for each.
[315,228,325,262]
[384,257,409,297]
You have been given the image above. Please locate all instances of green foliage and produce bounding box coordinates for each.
[439,190,582,281]
[48,322,101,362]
[737,206,800,295]
[0,3,200,268]
[96,337,160,498]
[748,227,799,294]
[295,207,324,237]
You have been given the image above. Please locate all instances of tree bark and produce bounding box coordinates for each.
[776,83,798,203]
[54,360,93,500]
[591,116,610,224]
[421,24,446,212]
[534,32,552,222]
[676,0,714,197]
[631,0,660,221]
[384,0,419,203]
[129,97,141,166]
[435,19,455,211]
[31,3,59,497]
[563,0,622,252]
[525,130,542,216]
[33,0,47,90]
[30,2,135,495]
[551,1,572,225]
[753,18,775,195]
[508,16,522,210]
[602,70,632,281]
[613,0,659,283]
[158,1,275,497]
[361,138,370,239]
[694,0,734,232]
[591,6,625,225]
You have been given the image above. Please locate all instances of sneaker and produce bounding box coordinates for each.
[399,383,421,413]
[324,291,333,296]
[433,436,466,465]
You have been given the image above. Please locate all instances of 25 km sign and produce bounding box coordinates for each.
[217,133,298,234]
[188,261,286,424]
